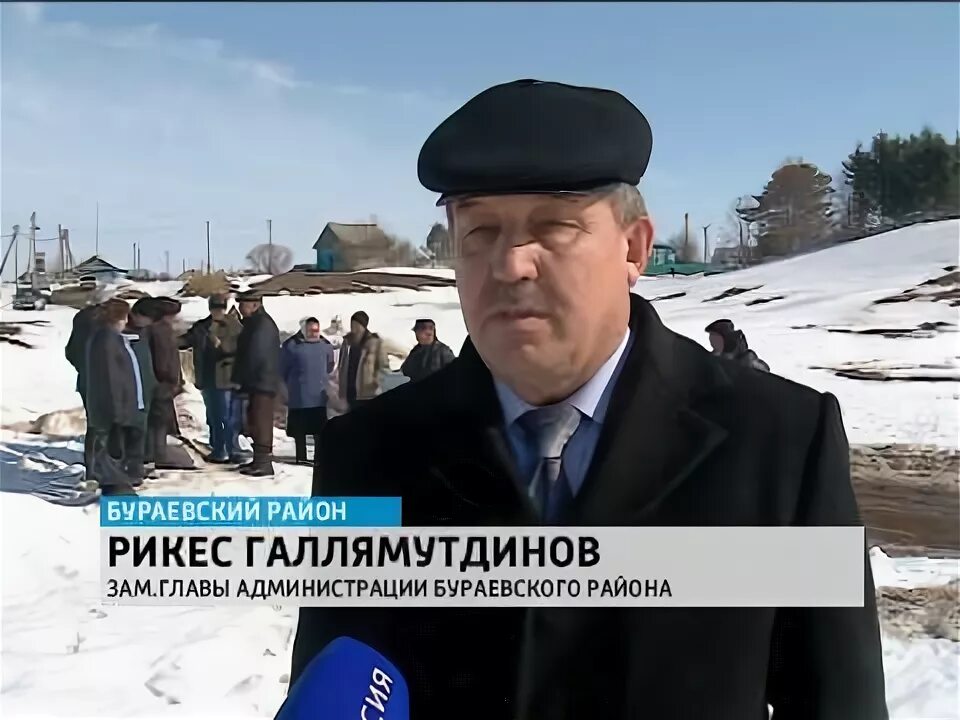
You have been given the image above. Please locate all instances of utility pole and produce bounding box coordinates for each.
[28,212,38,287]
[702,224,711,264]
[95,202,100,256]
[133,242,137,270]
[1,225,20,282]
[267,218,273,273]
[165,250,170,277]
[57,224,64,276]
[182,258,186,274]
[13,225,20,291]
[683,212,689,260]
[206,221,211,274]
[137,246,141,272]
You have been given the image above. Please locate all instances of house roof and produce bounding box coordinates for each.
[313,223,392,250]
[74,255,128,273]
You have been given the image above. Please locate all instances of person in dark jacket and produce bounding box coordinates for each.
[400,318,456,383]
[66,300,106,478]
[84,299,147,496]
[232,291,281,476]
[180,295,244,462]
[291,80,886,719]
[705,318,770,372]
[280,317,335,464]
[144,297,183,468]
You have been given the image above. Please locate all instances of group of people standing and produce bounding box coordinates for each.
[65,289,458,494]
[65,294,186,495]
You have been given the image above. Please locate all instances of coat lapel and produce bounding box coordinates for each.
[576,295,730,523]
[423,342,536,524]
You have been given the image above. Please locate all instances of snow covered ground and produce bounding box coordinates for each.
[1,221,958,718]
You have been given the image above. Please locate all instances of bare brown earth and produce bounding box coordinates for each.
[873,269,960,307]
[851,444,959,558]
[878,581,959,642]
[249,271,455,296]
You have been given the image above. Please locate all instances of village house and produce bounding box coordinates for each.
[66,255,129,283]
[312,222,393,272]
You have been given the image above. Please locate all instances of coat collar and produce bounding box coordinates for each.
[428,294,730,523]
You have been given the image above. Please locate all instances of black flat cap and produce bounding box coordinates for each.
[153,297,182,317]
[235,290,264,302]
[418,79,652,204]
[705,319,735,335]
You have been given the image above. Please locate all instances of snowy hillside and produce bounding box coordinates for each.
[0,220,958,719]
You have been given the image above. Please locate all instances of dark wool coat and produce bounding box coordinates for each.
[232,307,281,395]
[291,294,886,720]
[400,339,456,383]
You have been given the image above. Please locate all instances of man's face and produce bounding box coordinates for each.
[708,332,724,353]
[305,322,321,340]
[414,324,435,345]
[210,308,226,321]
[452,193,653,403]
[131,313,153,328]
[239,301,259,318]
[350,320,366,337]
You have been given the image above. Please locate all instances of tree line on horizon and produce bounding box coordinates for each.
[377,127,960,269]
[727,128,960,262]
[647,128,959,264]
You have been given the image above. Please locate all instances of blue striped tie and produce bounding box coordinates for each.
[518,405,582,522]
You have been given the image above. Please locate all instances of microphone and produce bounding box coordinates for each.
[275,637,409,720]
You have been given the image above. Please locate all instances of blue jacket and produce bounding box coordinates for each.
[280,331,335,409]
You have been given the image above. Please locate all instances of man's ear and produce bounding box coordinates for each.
[625,216,655,285]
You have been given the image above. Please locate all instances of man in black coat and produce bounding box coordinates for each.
[232,291,280,476]
[290,80,887,719]
[706,318,770,372]
[400,318,456,383]
[66,300,104,477]
[143,297,184,468]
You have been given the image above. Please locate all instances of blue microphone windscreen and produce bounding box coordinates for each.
[275,636,409,720]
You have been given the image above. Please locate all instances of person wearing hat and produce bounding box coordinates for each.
[180,295,245,462]
[231,291,281,476]
[400,318,456,383]
[336,311,389,411]
[83,298,147,495]
[705,318,770,372]
[143,297,184,469]
[290,80,885,718]
[66,297,110,479]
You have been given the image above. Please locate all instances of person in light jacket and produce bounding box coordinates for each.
[337,311,389,411]
[280,317,335,464]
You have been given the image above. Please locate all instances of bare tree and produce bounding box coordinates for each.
[246,244,294,275]
[662,229,700,262]
[384,233,417,267]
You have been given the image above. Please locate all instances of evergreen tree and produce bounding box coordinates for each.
[842,128,959,224]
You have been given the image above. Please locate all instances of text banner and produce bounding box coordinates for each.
[101,526,865,608]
